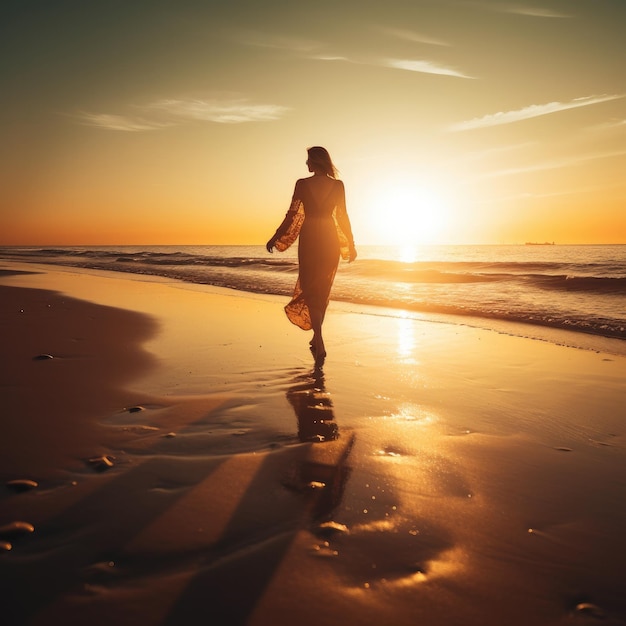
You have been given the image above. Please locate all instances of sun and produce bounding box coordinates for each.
[362,178,451,246]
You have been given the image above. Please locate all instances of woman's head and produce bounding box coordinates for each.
[306,146,338,178]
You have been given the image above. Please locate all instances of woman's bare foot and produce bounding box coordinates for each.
[312,336,326,365]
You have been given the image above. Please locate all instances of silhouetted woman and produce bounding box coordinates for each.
[266,146,357,365]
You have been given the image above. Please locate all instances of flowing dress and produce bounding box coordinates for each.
[271,177,355,330]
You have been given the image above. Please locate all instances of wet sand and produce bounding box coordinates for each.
[1,263,625,626]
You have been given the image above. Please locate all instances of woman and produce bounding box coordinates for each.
[266,146,357,365]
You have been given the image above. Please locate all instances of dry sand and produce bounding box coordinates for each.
[1,262,625,626]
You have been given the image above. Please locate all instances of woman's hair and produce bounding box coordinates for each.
[307,146,338,178]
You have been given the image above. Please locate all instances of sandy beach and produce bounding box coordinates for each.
[1,262,625,626]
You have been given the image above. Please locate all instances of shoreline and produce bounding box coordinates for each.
[1,244,625,351]
[1,262,625,625]
[3,258,626,359]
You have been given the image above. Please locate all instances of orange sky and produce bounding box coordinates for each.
[1,0,624,246]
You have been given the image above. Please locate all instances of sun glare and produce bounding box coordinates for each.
[363,178,450,246]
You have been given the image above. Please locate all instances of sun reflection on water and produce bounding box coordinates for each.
[398,244,419,264]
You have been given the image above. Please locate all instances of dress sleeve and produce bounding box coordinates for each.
[272,181,305,252]
[332,180,356,261]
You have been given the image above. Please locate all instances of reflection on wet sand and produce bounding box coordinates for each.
[285,369,354,521]
[287,368,339,443]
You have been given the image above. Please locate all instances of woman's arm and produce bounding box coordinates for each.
[266,180,304,253]
[335,181,357,262]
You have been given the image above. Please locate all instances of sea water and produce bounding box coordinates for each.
[2,244,625,347]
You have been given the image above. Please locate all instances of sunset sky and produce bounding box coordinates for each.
[1,0,624,246]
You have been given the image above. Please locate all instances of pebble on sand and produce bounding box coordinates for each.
[310,541,339,558]
[6,479,39,492]
[33,354,54,360]
[307,481,326,490]
[0,541,12,552]
[88,455,115,471]
[0,521,35,537]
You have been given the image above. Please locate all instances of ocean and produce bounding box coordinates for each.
[2,244,625,351]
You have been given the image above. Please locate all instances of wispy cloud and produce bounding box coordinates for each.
[382,27,451,47]
[312,54,351,62]
[476,180,626,205]
[470,2,571,18]
[586,118,626,132]
[314,53,474,79]
[146,99,289,124]
[481,149,626,178]
[73,97,290,131]
[500,3,571,18]
[237,27,469,79]
[387,58,474,79]
[456,142,536,163]
[73,113,173,132]
[450,94,625,131]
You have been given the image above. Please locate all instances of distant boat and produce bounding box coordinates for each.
[525,241,555,245]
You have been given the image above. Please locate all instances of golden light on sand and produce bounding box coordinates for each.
[363,177,451,245]
[396,315,417,360]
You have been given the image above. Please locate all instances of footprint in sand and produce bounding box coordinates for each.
[375,445,407,458]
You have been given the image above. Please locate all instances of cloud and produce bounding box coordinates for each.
[237,27,468,79]
[477,180,626,205]
[311,54,351,62]
[499,3,571,18]
[146,99,289,124]
[587,118,626,131]
[481,149,626,178]
[73,113,174,132]
[315,53,473,79]
[387,58,474,79]
[73,98,290,131]
[456,142,536,162]
[469,2,571,18]
[450,94,625,131]
[382,27,451,47]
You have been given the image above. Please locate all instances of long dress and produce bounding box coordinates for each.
[271,177,355,330]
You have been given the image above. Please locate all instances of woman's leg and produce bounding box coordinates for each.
[309,306,326,364]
